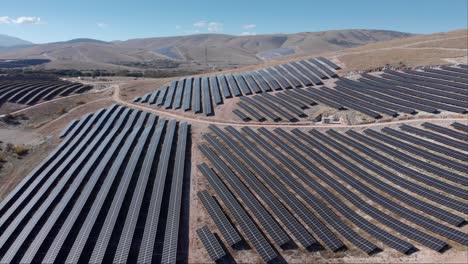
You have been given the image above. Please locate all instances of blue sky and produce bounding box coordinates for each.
[1,0,467,43]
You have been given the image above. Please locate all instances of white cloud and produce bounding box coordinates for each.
[193,21,206,27]
[240,32,257,36]
[14,16,41,24]
[0,16,42,25]
[242,24,256,29]
[97,23,109,29]
[207,22,223,33]
[192,21,223,33]
[0,16,11,24]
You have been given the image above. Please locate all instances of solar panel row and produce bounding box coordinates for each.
[209,125,466,254]
[263,67,468,119]
[134,57,339,116]
[0,78,91,106]
[198,163,278,262]
[0,105,191,263]
[196,225,226,261]
[197,191,242,246]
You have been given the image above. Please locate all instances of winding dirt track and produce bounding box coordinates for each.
[112,85,467,128]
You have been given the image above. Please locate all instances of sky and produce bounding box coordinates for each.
[1,0,467,43]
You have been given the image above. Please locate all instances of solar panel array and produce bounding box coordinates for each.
[234,65,467,122]
[133,57,340,116]
[196,225,226,261]
[0,104,191,264]
[0,77,92,106]
[196,123,467,261]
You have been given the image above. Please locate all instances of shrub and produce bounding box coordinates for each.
[76,101,86,105]
[14,145,29,156]
[58,108,67,114]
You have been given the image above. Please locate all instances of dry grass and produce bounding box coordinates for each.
[339,48,467,71]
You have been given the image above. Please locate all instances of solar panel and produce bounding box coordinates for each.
[0,108,108,239]
[338,78,438,113]
[173,78,186,109]
[225,74,242,96]
[62,111,145,264]
[0,107,124,263]
[137,120,177,264]
[317,57,341,70]
[19,108,133,264]
[293,129,467,244]
[441,65,468,74]
[242,72,262,93]
[0,109,96,221]
[282,63,313,86]
[196,226,226,261]
[240,96,281,121]
[359,75,466,113]
[202,77,213,116]
[262,93,305,117]
[276,93,308,109]
[237,102,265,121]
[140,93,151,103]
[424,68,468,79]
[148,90,160,105]
[197,163,277,262]
[258,69,282,90]
[364,129,466,173]
[382,70,467,95]
[247,128,345,252]
[265,67,291,89]
[298,60,328,79]
[199,142,290,246]
[382,127,466,162]
[308,59,338,78]
[193,78,202,113]
[327,129,466,202]
[210,76,223,105]
[183,77,193,111]
[155,85,169,106]
[211,126,319,249]
[377,73,466,102]
[164,80,178,109]
[400,124,467,151]
[112,119,167,264]
[304,129,465,225]
[289,61,323,85]
[161,122,189,264]
[59,119,79,138]
[88,114,156,264]
[217,75,232,98]
[232,109,250,121]
[198,191,242,246]
[421,122,467,141]
[250,71,272,92]
[269,128,379,254]
[451,122,468,133]
[346,131,467,187]
[233,73,252,95]
[133,96,140,103]
[401,70,468,89]
[322,87,397,117]
[273,65,302,87]
[254,95,298,121]
[334,84,416,114]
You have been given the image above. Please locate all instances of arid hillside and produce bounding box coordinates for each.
[0,29,413,71]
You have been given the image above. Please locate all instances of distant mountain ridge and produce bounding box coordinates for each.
[0,34,33,48]
[0,29,414,70]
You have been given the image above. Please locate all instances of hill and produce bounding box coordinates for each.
[0,29,413,71]
[0,34,33,48]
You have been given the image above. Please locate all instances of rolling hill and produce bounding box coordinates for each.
[0,29,413,70]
